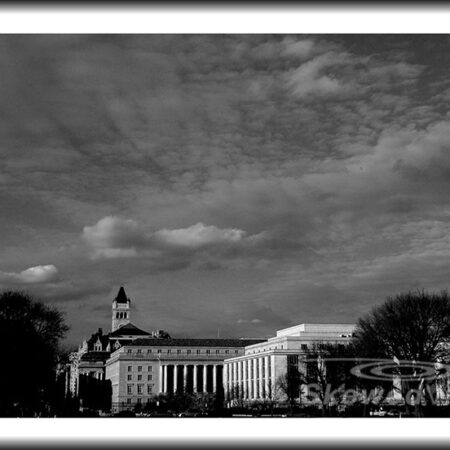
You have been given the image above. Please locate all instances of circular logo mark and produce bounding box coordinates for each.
[350,360,445,382]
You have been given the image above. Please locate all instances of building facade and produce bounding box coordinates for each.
[67,286,264,412]
[105,337,263,412]
[66,290,450,412]
[68,288,372,412]
[223,323,356,405]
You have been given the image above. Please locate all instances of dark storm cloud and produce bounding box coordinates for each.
[2,35,450,344]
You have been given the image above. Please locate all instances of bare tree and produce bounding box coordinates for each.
[275,363,303,412]
[353,290,450,416]
[261,378,281,415]
[301,343,356,416]
[228,383,245,409]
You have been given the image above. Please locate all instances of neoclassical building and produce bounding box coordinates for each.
[106,337,263,412]
[68,287,361,412]
[223,323,356,405]
[68,287,263,411]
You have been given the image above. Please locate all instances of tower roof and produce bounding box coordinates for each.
[109,322,150,337]
[113,286,130,304]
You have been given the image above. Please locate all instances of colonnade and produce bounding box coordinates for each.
[224,356,272,400]
[158,363,221,394]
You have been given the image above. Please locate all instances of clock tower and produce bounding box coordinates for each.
[111,286,131,332]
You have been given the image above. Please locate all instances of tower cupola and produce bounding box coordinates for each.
[111,286,131,331]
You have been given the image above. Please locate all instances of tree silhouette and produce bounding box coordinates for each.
[276,369,302,411]
[0,291,69,416]
[353,290,450,416]
[301,342,357,416]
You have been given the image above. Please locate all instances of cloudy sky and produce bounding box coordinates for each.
[1,35,450,346]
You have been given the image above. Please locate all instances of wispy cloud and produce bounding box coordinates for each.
[155,222,247,248]
[237,318,264,324]
[286,51,351,98]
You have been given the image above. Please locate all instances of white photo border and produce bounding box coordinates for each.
[1,2,450,447]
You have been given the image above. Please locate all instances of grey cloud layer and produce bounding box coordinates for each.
[1,35,450,344]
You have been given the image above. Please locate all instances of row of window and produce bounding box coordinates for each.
[115,312,128,319]
[127,365,153,372]
[126,398,151,404]
[127,348,239,355]
[249,344,285,354]
[127,384,154,395]
[127,374,153,381]
[248,342,347,354]
[229,376,272,383]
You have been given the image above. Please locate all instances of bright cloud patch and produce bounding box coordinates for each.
[82,216,262,260]
[154,222,246,248]
[83,216,144,249]
[82,216,146,259]
[237,318,264,324]
[286,52,350,98]
[0,265,58,284]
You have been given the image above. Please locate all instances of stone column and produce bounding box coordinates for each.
[233,362,238,398]
[173,364,178,393]
[253,358,258,399]
[183,365,188,392]
[229,363,232,396]
[193,365,198,393]
[237,361,242,399]
[247,359,252,399]
[213,364,217,392]
[64,370,69,396]
[223,363,228,400]
[227,364,232,399]
[243,359,248,400]
[259,358,264,399]
[159,364,164,393]
[270,355,276,379]
[163,365,168,393]
[203,365,208,393]
[264,356,270,399]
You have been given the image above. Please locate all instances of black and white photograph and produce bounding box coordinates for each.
[3,17,450,445]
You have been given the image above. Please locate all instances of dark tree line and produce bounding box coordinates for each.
[78,375,112,412]
[0,291,69,416]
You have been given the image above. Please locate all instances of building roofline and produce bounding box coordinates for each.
[127,338,265,347]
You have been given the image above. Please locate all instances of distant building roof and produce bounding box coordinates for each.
[80,351,111,362]
[86,328,109,351]
[109,322,150,337]
[129,338,265,348]
[113,286,130,304]
[275,323,356,338]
